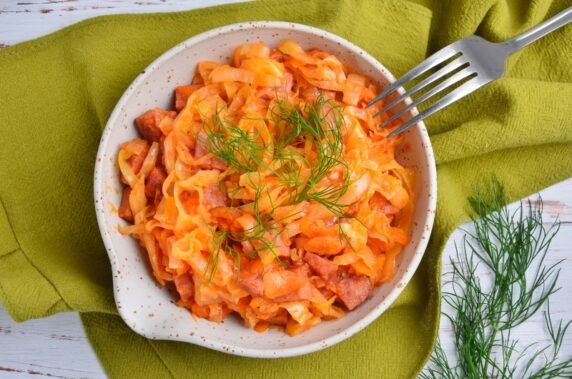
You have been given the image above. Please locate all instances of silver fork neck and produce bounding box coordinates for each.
[501,6,572,54]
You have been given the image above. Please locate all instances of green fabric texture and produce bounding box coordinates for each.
[1,0,571,377]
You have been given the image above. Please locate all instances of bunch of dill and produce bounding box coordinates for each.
[421,178,572,379]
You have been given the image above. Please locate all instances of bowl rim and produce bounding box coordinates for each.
[94,20,437,358]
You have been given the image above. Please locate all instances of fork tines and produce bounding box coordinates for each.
[367,46,476,138]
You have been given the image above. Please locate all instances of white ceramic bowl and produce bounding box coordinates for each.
[94,21,436,358]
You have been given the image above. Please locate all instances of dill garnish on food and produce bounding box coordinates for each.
[204,94,350,213]
[201,95,354,280]
[421,178,572,379]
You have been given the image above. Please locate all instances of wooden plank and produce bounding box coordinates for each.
[0,0,246,48]
[0,309,105,378]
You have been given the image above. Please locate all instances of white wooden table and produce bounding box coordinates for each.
[1,1,570,377]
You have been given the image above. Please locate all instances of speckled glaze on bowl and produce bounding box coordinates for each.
[94,21,436,358]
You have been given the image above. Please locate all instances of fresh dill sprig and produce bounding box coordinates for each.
[204,94,351,213]
[205,228,227,281]
[203,110,267,173]
[271,96,350,209]
[201,94,356,278]
[421,177,571,379]
[525,304,572,378]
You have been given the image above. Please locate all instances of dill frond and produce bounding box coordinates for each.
[204,111,267,173]
[205,229,227,282]
[206,94,351,212]
[421,177,571,379]
[201,94,356,276]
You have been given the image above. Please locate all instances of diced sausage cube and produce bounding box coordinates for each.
[145,167,166,199]
[135,109,175,143]
[118,187,134,223]
[304,252,338,281]
[202,182,227,210]
[336,276,372,311]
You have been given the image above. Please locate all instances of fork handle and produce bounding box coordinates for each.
[503,6,572,53]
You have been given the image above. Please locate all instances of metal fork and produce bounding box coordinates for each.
[368,6,572,138]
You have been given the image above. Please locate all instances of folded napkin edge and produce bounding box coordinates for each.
[0,0,432,62]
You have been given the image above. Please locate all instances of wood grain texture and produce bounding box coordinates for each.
[0,310,104,379]
[0,1,571,377]
[0,0,245,48]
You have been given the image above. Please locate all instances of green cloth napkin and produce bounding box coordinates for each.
[1,0,571,377]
